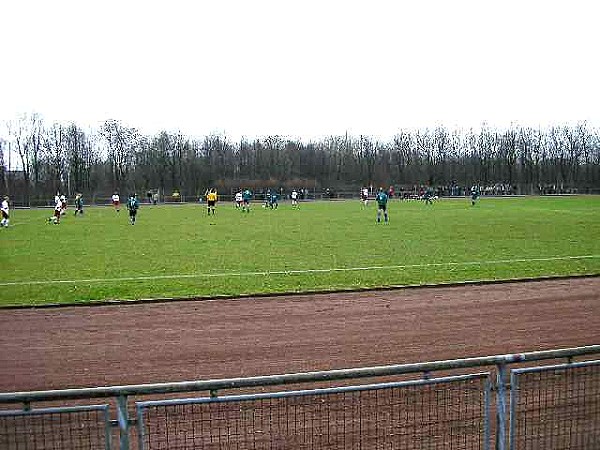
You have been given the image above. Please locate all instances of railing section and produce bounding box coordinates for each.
[0,345,599,450]
[509,360,600,450]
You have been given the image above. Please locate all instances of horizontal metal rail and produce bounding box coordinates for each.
[1,345,598,404]
[136,372,490,408]
[0,404,109,417]
[510,358,600,375]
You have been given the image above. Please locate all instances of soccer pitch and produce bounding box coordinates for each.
[1,196,599,307]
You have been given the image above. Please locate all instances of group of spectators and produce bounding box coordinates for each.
[392,183,516,199]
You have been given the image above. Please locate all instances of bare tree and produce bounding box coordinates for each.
[43,123,67,196]
[65,123,97,194]
[3,114,600,200]
[0,137,6,193]
[6,113,45,205]
[100,119,139,193]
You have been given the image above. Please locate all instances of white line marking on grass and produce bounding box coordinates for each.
[1,255,599,287]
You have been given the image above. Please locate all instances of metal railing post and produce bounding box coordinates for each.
[117,395,130,450]
[508,371,519,450]
[484,375,492,450]
[495,363,508,450]
[103,406,112,450]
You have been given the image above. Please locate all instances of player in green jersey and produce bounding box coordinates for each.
[375,188,389,223]
[242,189,252,213]
[127,193,140,225]
[74,193,84,216]
[470,185,480,206]
[269,191,279,209]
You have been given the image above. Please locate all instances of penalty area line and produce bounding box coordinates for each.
[1,254,599,287]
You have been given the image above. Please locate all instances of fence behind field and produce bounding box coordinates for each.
[0,345,599,450]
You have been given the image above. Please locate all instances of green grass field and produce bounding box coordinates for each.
[1,196,599,307]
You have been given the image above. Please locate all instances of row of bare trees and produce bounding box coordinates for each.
[1,114,599,205]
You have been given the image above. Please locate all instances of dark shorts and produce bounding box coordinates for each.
[129,209,137,216]
[208,200,216,207]
[243,199,250,205]
[1,210,8,219]
[378,204,387,211]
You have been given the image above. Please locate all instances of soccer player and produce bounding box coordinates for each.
[206,188,217,215]
[74,193,84,216]
[59,194,67,215]
[375,187,389,223]
[471,185,480,206]
[242,188,252,213]
[291,189,298,208]
[0,196,9,228]
[112,192,120,212]
[270,191,279,209]
[361,187,369,207]
[49,195,62,224]
[423,186,434,205]
[127,193,139,225]
[235,190,243,208]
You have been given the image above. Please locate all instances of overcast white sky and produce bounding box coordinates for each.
[1,0,598,140]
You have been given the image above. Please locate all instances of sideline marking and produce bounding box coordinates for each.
[1,255,599,287]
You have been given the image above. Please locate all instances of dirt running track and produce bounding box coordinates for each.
[0,277,599,393]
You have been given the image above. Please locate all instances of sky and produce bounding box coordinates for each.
[1,0,598,140]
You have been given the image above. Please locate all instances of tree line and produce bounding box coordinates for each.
[1,113,599,205]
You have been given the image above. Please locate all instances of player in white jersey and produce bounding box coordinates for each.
[235,191,243,208]
[291,189,298,207]
[361,187,369,207]
[112,193,120,212]
[59,194,67,215]
[0,196,9,227]
[48,195,62,224]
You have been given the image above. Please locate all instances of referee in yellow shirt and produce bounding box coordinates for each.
[206,188,217,215]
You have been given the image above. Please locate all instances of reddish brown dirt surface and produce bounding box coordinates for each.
[0,277,599,393]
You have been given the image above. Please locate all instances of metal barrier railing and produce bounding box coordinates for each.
[0,404,111,450]
[1,345,599,450]
[137,373,492,450]
[509,360,600,450]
